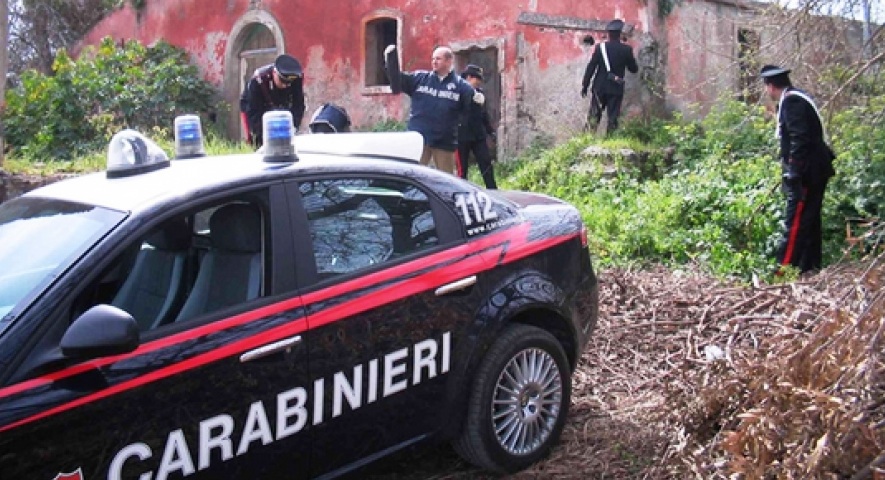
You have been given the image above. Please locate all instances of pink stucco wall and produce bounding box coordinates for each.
[81,0,658,155]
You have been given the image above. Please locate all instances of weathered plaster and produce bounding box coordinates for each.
[81,0,662,159]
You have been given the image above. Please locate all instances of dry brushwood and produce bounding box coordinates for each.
[656,255,885,480]
[360,254,885,480]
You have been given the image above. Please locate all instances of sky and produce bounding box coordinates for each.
[777,0,884,24]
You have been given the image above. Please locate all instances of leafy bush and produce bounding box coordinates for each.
[665,99,775,167]
[4,37,218,161]
[364,119,407,132]
[499,96,883,279]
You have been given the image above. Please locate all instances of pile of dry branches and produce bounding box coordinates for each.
[658,256,885,479]
[366,255,885,479]
[530,254,885,480]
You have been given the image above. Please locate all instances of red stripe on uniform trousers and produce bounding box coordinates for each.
[240,112,251,141]
[781,188,807,267]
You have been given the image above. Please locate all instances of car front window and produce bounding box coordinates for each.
[0,197,125,332]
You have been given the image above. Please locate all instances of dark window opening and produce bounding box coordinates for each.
[365,18,398,87]
[738,28,761,103]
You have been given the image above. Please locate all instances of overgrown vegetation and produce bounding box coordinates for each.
[3,39,883,281]
[488,97,883,280]
[4,37,219,161]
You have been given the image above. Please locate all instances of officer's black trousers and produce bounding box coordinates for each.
[457,139,497,189]
[777,177,828,273]
[588,91,625,134]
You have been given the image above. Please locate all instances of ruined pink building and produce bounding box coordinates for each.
[82,0,853,157]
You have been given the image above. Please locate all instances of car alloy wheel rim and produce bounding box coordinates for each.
[491,347,563,455]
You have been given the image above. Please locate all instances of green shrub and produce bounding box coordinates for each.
[825,96,885,255]
[364,119,407,132]
[496,96,883,279]
[665,99,775,168]
[4,37,218,161]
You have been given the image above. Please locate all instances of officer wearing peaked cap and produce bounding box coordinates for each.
[239,54,306,147]
[760,64,836,275]
[581,19,638,134]
[457,65,498,189]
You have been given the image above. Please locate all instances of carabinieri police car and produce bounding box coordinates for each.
[0,112,598,479]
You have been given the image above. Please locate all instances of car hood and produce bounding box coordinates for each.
[490,190,570,208]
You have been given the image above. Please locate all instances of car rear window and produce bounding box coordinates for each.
[300,178,439,279]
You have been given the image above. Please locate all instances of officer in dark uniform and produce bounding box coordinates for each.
[456,65,497,189]
[761,65,836,275]
[239,54,306,147]
[581,19,638,134]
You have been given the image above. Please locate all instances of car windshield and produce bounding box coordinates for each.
[0,197,125,333]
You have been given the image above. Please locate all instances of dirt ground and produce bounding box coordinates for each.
[355,259,885,479]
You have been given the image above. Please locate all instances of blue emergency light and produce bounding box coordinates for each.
[173,114,206,159]
[262,111,298,163]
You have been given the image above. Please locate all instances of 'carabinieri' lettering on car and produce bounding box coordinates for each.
[107,333,450,480]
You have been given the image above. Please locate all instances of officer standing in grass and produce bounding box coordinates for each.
[581,19,638,135]
[384,44,483,175]
[760,64,836,275]
[456,65,497,189]
[239,54,306,147]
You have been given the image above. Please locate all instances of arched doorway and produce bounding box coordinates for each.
[224,10,285,141]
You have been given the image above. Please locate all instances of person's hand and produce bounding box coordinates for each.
[473,91,485,105]
[581,87,588,98]
[384,45,397,56]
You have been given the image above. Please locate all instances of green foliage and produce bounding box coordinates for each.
[364,119,407,132]
[665,99,775,167]
[824,97,885,254]
[615,116,673,147]
[657,0,682,17]
[3,128,251,176]
[828,98,885,220]
[498,97,883,279]
[4,37,218,161]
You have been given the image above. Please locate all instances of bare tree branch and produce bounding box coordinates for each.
[822,49,885,110]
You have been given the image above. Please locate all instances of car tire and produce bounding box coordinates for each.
[454,323,571,473]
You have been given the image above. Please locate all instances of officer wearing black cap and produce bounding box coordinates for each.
[457,65,497,189]
[239,54,306,147]
[581,19,638,134]
[760,64,836,275]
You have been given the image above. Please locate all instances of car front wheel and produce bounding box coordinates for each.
[454,323,571,473]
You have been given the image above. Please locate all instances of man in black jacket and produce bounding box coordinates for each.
[761,64,836,275]
[581,19,638,134]
[456,65,497,189]
[239,54,306,147]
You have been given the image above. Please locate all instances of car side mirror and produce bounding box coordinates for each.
[60,304,140,359]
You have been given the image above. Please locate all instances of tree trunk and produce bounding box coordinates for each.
[30,2,53,74]
[1,0,8,168]
[861,0,872,60]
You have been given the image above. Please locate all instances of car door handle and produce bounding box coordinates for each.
[240,336,302,363]
[435,275,477,296]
